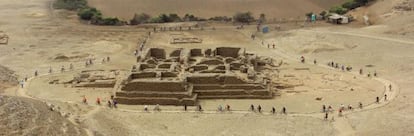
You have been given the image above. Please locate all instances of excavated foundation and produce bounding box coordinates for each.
[114,47,279,105]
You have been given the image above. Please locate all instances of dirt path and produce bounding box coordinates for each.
[299,29,414,45]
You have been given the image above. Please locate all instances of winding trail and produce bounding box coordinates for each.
[299,29,414,45]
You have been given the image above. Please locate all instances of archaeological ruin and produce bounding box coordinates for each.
[114,47,279,105]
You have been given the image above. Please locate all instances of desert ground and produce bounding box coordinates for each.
[0,0,414,136]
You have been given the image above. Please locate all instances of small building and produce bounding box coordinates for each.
[327,14,349,24]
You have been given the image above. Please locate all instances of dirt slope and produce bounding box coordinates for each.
[88,0,347,20]
[0,96,87,136]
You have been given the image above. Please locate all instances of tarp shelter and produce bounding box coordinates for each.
[262,26,269,33]
[327,14,349,24]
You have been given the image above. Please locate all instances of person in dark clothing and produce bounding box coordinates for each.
[258,105,262,113]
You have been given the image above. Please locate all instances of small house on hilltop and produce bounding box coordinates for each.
[327,14,350,24]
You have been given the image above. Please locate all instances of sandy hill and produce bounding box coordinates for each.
[0,96,87,136]
[348,0,414,38]
[88,0,347,20]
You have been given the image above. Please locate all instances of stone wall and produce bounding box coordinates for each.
[215,47,241,58]
[115,95,197,105]
[186,75,246,84]
[193,84,264,90]
[148,48,166,59]
[121,81,186,92]
[130,72,157,79]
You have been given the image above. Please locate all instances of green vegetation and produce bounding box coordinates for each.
[184,14,204,21]
[54,0,122,25]
[92,17,122,25]
[128,13,206,24]
[77,8,101,20]
[233,12,255,23]
[328,0,374,15]
[319,11,327,20]
[329,6,348,15]
[342,0,360,10]
[208,16,232,22]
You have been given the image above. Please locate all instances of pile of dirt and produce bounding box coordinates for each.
[0,65,17,93]
[0,96,87,136]
[0,65,16,83]
[394,0,414,12]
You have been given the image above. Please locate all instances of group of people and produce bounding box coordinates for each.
[322,103,363,120]
[134,36,148,56]
[32,56,111,77]
[82,95,118,108]
[250,104,287,114]
[85,57,110,67]
[327,61,353,72]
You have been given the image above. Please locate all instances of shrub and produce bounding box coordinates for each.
[149,16,163,23]
[305,12,313,18]
[77,8,101,20]
[233,12,255,23]
[168,14,182,22]
[183,14,198,21]
[342,0,360,10]
[208,16,232,22]
[329,6,348,15]
[319,11,327,20]
[91,16,122,25]
[355,0,369,5]
[130,13,151,25]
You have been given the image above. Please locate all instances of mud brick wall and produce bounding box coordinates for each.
[189,65,208,71]
[116,91,191,98]
[115,97,196,105]
[193,84,265,90]
[130,72,157,79]
[187,75,246,84]
[194,89,269,96]
[74,80,115,88]
[216,47,241,58]
[198,59,224,65]
[161,72,178,78]
[149,48,166,59]
[190,48,203,57]
[158,63,172,69]
[122,81,186,92]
